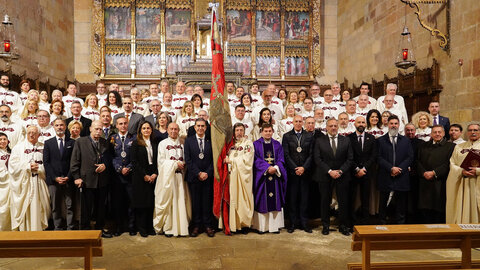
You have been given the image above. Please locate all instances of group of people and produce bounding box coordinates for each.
[0,72,478,239]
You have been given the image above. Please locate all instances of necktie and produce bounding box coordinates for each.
[199,138,204,153]
[358,135,363,150]
[331,136,337,157]
[121,135,125,143]
[391,136,397,165]
[59,138,64,156]
[433,116,438,125]
[104,128,109,137]
[296,132,301,139]
[125,114,129,121]
[74,117,79,121]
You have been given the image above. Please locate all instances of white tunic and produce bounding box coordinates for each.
[9,140,51,231]
[81,107,100,121]
[153,137,191,236]
[353,95,377,110]
[0,87,22,114]
[172,94,189,111]
[38,125,55,144]
[321,102,344,120]
[231,117,254,140]
[0,121,24,148]
[0,149,11,231]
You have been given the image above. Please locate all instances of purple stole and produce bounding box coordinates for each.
[263,142,278,212]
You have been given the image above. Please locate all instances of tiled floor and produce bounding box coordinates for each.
[1,225,479,269]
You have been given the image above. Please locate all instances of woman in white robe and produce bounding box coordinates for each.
[0,133,11,231]
[153,123,191,236]
[9,126,51,231]
[279,104,296,138]
[252,108,281,142]
[176,101,196,140]
[82,94,100,121]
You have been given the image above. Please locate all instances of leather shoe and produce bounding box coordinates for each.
[148,230,156,236]
[322,226,330,235]
[287,226,295,233]
[165,234,173,238]
[101,231,113,238]
[113,231,122,237]
[303,226,312,233]
[206,227,215,237]
[140,232,148,238]
[190,227,200,237]
[339,226,351,236]
[129,231,137,236]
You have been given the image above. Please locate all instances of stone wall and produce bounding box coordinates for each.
[337,0,480,125]
[0,0,74,90]
[74,0,95,84]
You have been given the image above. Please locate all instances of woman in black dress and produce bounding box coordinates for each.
[131,121,158,237]
[152,111,171,142]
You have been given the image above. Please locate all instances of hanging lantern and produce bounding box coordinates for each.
[1,14,19,60]
[395,25,416,69]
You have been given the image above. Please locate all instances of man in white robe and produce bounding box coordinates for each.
[0,74,22,114]
[223,123,255,233]
[9,125,51,231]
[153,122,191,236]
[37,110,55,144]
[231,105,253,140]
[0,105,23,148]
[446,123,480,223]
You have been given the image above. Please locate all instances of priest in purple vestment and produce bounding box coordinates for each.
[252,123,287,233]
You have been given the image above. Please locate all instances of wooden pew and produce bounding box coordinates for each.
[348,224,480,270]
[0,230,103,270]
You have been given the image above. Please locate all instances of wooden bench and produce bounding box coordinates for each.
[348,224,480,270]
[0,230,103,270]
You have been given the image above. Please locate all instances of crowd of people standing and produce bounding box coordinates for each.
[0,72,478,238]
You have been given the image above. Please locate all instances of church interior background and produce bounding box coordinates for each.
[0,0,479,124]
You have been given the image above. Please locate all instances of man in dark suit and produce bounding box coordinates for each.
[65,100,92,137]
[377,115,413,225]
[100,110,116,139]
[113,97,144,135]
[145,99,162,127]
[44,118,76,230]
[184,118,215,237]
[70,120,112,237]
[282,115,314,233]
[110,117,136,236]
[348,116,377,224]
[428,101,450,139]
[313,118,353,236]
[187,109,211,140]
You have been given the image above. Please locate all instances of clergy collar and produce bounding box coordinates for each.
[263,138,272,143]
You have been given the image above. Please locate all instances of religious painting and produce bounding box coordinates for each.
[165,9,191,40]
[256,56,280,77]
[226,10,252,41]
[255,11,281,41]
[105,54,130,75]
[285,12,309,41]
[136,8,162,39]
[228,56,251,76]
[105,7,131,39]
[166,55,191,75]
[136,54,161,75]
[285,57,309,76]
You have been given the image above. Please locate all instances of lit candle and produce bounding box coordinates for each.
[402,49,408,61]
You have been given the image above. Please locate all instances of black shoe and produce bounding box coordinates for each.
[148,230,156,236]
[101,231,113,238]
[190,227,200,237]
[140,232,148,238]
[129,231,137,236]
[339,226,351,236]
[303,226,312,233]
[287,226,295,233]
[241,228,249,234]
[113,231,122,237]
[165,234,173,238]
[322,226,330,235]
[272,231,280,234]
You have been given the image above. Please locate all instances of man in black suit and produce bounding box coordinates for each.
[100,110,116,139]
[145,99,162,128]
[70,120,112,237]
[313,118,353,236]
[282,115,314,233]
[428,101,450,139]
[187,109,211,139]
[66,100,92,138]
[113,97,144,135]
[44,118,76,230]
[348,116,377,224]
[184,118,215,237]
[377,115,413,225]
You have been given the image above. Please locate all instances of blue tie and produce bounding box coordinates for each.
[59,138,64,156]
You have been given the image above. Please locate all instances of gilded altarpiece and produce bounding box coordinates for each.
[92,0,320,84]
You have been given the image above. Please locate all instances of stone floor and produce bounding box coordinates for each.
[1,224,480,270]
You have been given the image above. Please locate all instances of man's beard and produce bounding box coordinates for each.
[388,127,399,136]
[1,115,9,122]
[0,82,9,88]
[56,130,65,136]
[356,125,365,133]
